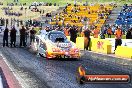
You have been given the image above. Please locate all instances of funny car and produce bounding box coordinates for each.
[32,30,80,59]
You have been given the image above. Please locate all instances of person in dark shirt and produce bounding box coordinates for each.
[3,27,9,47]
[20,25,26,47]
[83,28,91,50]
[69,26,78,43]
[126,28,132,39]
[30,27,36,44]
[10,26,17,47]
[25,26,29,44]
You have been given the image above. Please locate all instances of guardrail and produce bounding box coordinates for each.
[115,46,132,59]
[67,36,112,54]
[67,36,132,59]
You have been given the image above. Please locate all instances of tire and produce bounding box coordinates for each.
[79,76,85,84]
[42,52,46,58]
[39,53,43,57]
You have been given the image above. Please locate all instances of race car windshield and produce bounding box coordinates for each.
[49,33,67,43]
[55,38,64,42]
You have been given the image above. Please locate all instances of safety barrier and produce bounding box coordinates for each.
[115,46,132,59]
[76,37,84,49]
[67,36,112,54]
[67,36,132,58]
[67,36,84,49]
[90,38,112,54]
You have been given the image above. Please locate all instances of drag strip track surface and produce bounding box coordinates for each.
[0,47,132,88]
[0,35,132,88]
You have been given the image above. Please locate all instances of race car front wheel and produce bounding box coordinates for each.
[39,51,47,58]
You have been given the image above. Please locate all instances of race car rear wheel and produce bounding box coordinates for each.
[39,53,43,57]
[39,52,47,58]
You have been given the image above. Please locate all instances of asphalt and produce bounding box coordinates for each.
[0,35,132,88]
[0,56,21,88]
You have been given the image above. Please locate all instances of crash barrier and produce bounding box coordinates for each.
[115,46,132,59]
[67,36,112,54]
[67,36,84,49]
[90,38,112,54]
[67,36,132,58]
[76,37,84,49]
[106,38,132,52]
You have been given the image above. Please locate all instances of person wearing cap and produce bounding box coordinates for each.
[114,26,123,51]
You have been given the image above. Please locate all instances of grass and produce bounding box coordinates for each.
[2,0,131,6]
[0,6,59,20]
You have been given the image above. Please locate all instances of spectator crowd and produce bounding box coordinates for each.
[2,25,36,47]
[0,3,132,53]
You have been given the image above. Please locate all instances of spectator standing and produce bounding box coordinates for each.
[10,26,17,47]
[63,27,69,36]
[93,26,99,38]
[114,27,123,51]
[30,27,36,44]
[107,27,112,38]
[100,28,106,39]
[25,26,29,44]
[126,28,132,39]
[19,26,26,47]
[69,26,78,43]
[3,27,9,47]
[83,28,91,50]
